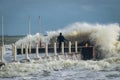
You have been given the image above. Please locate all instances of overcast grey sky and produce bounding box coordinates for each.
[0,0,120,35]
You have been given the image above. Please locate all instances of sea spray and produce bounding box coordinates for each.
[90,24,120,57]
[47,23,120,58]
[15,22,120,58]
[15,33,44,48]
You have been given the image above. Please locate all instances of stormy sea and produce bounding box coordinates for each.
[0,22,120,80]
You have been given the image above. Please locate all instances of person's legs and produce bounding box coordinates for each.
[59,42,61,53]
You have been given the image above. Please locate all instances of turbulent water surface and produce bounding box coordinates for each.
[0,48,120,80]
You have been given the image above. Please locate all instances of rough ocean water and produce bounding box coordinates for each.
[0,23,120,80]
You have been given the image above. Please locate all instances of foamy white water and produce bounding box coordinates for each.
[1,23,120,80]
[0,48,120,80]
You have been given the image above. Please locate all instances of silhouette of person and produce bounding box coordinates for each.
[57,33,67,52]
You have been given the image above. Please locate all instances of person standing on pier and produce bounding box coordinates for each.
[57,33,67,53]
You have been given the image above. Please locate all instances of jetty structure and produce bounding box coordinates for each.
[16,16,96,60]
[0,16,97,64]
[16,41,95,60]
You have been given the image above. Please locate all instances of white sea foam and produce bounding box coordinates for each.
[0,56,120,78]
[0,46,120,79]
[0,59,109,77]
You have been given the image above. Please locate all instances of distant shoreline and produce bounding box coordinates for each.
[0,35,25,46]
[0,35,25,37]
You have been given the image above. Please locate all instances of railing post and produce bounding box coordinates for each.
[68,41,71,54]
[29,43,31,54]
[36,44,40,59]
[54,42,57,56]
[45,43,49,57]
[1,45,5,62]
[75,41,78,53]
[13,44,17,61]
[25,45,29,60]
[61,42,64,55]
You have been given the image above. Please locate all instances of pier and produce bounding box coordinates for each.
[16,41,95,60]
[0,41,96,65]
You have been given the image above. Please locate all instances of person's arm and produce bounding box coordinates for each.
[63,36,68,42]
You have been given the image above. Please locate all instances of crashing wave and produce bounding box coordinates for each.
[15,22,120,58]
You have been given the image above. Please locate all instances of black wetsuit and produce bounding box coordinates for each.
[57,35,66,52]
